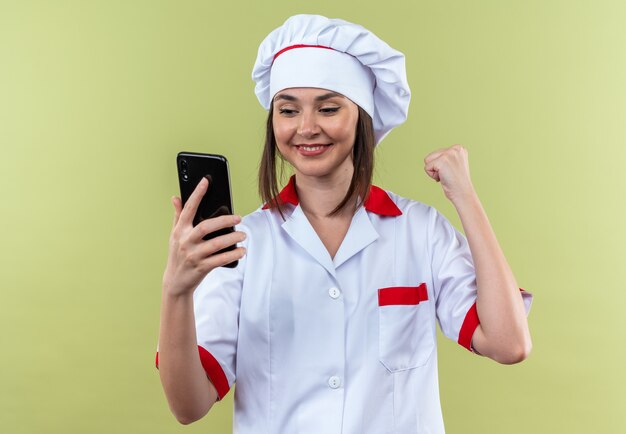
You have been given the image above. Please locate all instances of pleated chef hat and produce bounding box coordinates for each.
[252,14,411,145]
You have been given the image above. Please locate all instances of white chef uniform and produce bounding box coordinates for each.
[183,176,533,433]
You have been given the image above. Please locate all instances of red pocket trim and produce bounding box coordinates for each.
[378,283,428,306]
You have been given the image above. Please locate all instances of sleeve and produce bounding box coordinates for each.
[428,208,532,352]
[156,223,248,400]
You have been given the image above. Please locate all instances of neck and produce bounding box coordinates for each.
[294,167,356,219]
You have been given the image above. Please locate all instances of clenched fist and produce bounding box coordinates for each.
[424,144,476,204]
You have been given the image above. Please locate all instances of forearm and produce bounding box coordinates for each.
[452,191,532,364]
[158,290,217,424]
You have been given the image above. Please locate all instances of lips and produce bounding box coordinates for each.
[295,143,332,156]
[298,145,326,151]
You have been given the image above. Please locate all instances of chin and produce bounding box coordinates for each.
[293,166,334,179]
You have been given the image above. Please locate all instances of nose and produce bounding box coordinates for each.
[297,111,321,138]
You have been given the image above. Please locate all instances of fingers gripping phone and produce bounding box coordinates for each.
[177,152,238,268]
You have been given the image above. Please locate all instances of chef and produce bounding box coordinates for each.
[157,14,533,434]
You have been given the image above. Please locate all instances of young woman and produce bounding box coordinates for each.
[157,14,533,433]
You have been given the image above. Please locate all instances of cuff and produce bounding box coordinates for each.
[457,288,532,352]
[520,288,533,314]
[458,302,480,352]
[155,346,231,400]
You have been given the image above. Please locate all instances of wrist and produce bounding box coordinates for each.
[162,281,196,301]
[448,185,479,210]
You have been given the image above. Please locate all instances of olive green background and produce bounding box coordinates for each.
[1,1,625,433]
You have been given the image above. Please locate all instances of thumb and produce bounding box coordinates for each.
[424,161,441,182]
[171,196,183,226]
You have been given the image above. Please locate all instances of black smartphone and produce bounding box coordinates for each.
[176,152,238,268]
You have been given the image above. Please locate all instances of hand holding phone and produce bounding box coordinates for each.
[162,153,246,298]
[163,180,246,298]
[176,152,240,268]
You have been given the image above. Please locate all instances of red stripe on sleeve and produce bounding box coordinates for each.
[378,283,428,306]
[457,288,528,352]
[155,346,231,400]
[197,346,231,400]
[458,302,480,352]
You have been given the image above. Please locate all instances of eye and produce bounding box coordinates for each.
[278,108,297,116]
[320,107,340,114]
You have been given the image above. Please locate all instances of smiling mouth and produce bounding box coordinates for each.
[296,144,331,151]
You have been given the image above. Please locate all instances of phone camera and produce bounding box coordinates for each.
[180,159,189,181]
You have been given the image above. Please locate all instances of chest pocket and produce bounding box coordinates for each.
[378,283,435,372]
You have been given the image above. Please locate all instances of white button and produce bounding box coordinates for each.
[328,376,341,389]
[328,287,341,299]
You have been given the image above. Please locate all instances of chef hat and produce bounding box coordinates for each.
[252,14,411,144]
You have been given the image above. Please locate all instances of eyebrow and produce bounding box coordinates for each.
[273,91,345,103]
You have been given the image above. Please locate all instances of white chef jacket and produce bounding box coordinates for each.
[157,176,532,433]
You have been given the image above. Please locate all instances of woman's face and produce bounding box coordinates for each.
[272,87,359,181]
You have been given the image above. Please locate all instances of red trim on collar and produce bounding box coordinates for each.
[365,185,402,217]
[261,175,299,209]
[262,176,402,217]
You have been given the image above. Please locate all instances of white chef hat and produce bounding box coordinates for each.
[252,14,411,145]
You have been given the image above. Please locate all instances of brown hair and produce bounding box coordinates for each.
[258,105,375,218]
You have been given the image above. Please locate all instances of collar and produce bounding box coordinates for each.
[262,175,402,217]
